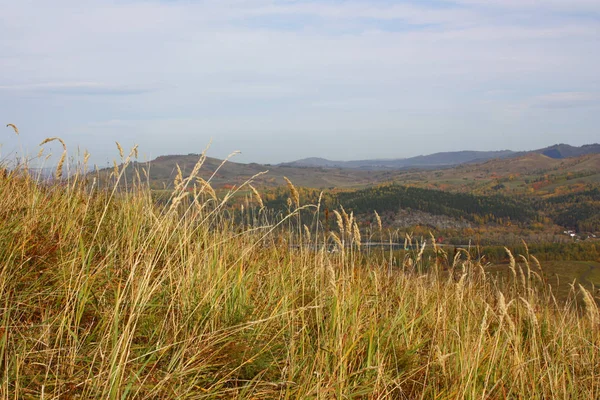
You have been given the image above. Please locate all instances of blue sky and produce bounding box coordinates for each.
[1,0,599,166]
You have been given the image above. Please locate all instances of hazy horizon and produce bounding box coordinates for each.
[1,0,599,166]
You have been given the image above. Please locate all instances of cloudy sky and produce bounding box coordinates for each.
[1,0,599,165]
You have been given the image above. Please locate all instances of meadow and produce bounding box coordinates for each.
[0,145,599,399]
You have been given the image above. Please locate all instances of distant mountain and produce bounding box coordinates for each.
[281,150,515,170]
[397,150,515,167]
[283,157,344,168]
[97,143,600,190]
[104,154,399,190]
[282,144,600,170]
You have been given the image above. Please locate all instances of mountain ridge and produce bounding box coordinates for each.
[102,143,600,190]
[280,143,600,170]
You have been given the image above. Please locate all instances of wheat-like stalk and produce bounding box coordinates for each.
[174,164,183,190]
[531,255,543,274]
[39,137,66,151]
[249,185,264,209]
[497,291,516,333]
[477,304,490,343]
[116,141,124,159]
[185,152,208,186]
[352,222,361,248]
[333,210,344,239]
[330,231,343,251]
[519,297,539,327]
[56,152,66,180]
[579,284,599,324]
[416,240,426,264]
[39,137,67,179]
[340,206,350,231]
[374,210,382,232]
[348,211,354,234]
[6,123,18,135]
[430,232,439,252]
[169,192,189,213]
[196,177,217,201]
[283,177,299,208]
[505,247,517,281]
[303,224,311,241]
[326,260,337,291]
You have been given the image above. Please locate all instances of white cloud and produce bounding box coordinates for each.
[531,92,600,109]
[0,82,158,95]
[444,0,600,13]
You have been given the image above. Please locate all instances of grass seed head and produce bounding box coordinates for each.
[374,210,382,232]
[505,247,517,280]
[333,210,344,238]
[303,224,311,241]
[196,177,217,201]
[340,206,350,231]
[56,152,66,180]
[283,176,299,208]
[579,284,599,324]
[330,231,343,251]
[352,222,361,248]
[6,123,18,135]
[249,185,264,209]
[116,141,124,159]
[39,137,66,151]
[175,164,183,190]
[39,137,67,179]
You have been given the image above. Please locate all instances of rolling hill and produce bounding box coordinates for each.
[281,150,515,170]
[110,154,396,190]
[281,143,600,170]
[100,144,600,193]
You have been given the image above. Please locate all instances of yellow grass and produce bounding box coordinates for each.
[0,150,598,399]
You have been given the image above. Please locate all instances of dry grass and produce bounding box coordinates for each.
[0,149,598,399]
[5,124,18,135]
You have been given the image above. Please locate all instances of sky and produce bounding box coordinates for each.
[1,0,599,166]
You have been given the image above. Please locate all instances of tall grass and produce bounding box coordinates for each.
[0,149,598,399]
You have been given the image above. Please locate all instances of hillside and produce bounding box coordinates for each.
[391,153,600,195]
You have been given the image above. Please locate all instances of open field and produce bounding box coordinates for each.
[1,154,599,399]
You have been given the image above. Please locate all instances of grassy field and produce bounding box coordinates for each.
[1,151,599,399]
[486,261,600,302]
